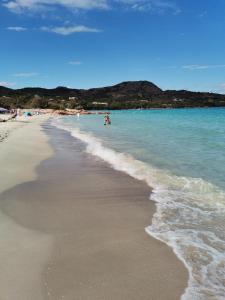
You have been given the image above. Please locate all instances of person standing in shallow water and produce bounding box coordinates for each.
[104,114,111,125]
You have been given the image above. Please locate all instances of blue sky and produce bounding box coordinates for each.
[1,0,225,92]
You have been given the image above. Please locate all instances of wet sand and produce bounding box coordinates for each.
[0,122,188,299]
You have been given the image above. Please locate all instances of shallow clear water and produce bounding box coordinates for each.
[52,108,225,300]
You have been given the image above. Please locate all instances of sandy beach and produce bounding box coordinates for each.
[0,117,188,299]
[0,115,53,300]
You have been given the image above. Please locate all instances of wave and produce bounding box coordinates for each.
[52,117,225,300]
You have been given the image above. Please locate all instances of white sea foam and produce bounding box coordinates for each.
[52,117,225,300]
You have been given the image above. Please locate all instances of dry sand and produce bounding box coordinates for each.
[0,121,188,300]
[0,115,54,300]
[0,115,53,192]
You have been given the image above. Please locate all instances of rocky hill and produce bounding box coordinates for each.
[0,81,225,110]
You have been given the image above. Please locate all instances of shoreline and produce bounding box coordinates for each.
[0,118,188,299]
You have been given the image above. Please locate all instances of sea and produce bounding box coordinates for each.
[52,107,225,300]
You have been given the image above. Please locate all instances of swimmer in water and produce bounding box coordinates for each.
[104,114,111,125]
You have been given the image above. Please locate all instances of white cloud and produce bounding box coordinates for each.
[182,64,225,70]
[115,0,180,13]
[69,60,82,65]
[13,72,39,77]
[211,83,225,94]
[3,0,109,13]
[41,25,101,35]
[0,81,15,87]
[3,0,180,14]
[6,26,27,31]
[182,65,209,70]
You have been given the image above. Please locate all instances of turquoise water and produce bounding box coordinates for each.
[61,108,225,189]
[53,108,225,300]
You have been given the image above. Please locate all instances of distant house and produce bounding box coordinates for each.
[173,98,183,102]
[92,102,108,106]
[0,107,9,114]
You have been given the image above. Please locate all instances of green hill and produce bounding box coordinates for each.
[1,81,225,110]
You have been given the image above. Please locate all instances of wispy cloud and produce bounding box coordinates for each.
[6,26,27,31]
[3,0,109,13]
[116,0,180,14]
[13,72,39,77]
[182,64,225,70]
[3,0,180,14]
[197,10,207,18]
[41,25,101,35]
[69,60,83,65]
[0,81,15,87]
[210,83,225,94]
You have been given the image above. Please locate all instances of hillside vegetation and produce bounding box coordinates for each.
[1,81,225,110]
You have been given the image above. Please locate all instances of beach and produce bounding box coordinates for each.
[0,116,188,299]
